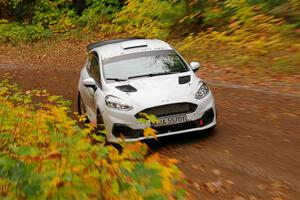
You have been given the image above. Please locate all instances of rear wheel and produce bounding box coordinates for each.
[77,92,89,123]
[96,110,105,133]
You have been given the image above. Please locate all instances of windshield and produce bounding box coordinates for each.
[103,50,190,81]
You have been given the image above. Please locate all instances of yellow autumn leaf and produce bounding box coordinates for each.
[78,114,87,122]
[146,153,160,162]
[168,158,179,164]
[121,161,135,172]
[143,127,157,140]
[51,177,61,187]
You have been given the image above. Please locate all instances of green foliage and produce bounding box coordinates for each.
[0,0,299,74]
[0,20,52,43]
[0,0,23,7]
[0,77,186,199]
[0,0,79,42]
[31,0,78,33]
[178,0,300,74]
[80,0,121,30]
[1,0,300,41]
[113,0,187,38]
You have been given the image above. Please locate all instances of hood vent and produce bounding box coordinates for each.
[116,85,137,93]
[178,75,191,84]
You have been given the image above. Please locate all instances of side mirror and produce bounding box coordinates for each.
[83,78,97,91]
[190,62,201,72]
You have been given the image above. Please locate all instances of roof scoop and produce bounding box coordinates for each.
[116,84,137,93]
[121,40,148,50]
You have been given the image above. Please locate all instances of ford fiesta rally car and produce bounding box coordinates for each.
[77,38,216,142]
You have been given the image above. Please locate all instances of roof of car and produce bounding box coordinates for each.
[87,38,174,60]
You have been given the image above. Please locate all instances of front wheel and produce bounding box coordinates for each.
[96,111,123,152]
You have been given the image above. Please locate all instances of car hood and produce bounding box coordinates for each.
[105,71,201,109]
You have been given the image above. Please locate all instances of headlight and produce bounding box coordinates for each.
[195,81,209,99]
[105,95,133,111]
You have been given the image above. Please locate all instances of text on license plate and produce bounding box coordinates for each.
[153,115,187,127]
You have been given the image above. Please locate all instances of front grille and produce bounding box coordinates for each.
[135,103,197,118]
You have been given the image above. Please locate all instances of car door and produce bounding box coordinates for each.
[80,51,102,121]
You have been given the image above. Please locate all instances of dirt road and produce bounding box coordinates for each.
[1,63,299,199]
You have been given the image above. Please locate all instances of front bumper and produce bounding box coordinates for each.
[102,92,216,143]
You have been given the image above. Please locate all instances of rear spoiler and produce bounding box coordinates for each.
[86,37,145,52]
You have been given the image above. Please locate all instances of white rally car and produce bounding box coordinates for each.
[77,38,216,143]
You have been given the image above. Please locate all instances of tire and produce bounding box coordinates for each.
[77,92,89,123]
[96,111,123,153]
[96,110,105,133]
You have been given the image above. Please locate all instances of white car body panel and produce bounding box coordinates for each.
[78,38,217,143]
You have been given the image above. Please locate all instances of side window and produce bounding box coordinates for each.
[89,52,101,87]
[86,54,92,71]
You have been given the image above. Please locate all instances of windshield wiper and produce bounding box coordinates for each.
[128,72,177,79]
[106,78,128,82]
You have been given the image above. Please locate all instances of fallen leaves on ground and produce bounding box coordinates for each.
[203,179,235,194]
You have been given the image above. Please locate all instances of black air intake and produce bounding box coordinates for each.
[116,85,137,93]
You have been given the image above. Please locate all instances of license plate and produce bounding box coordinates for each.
[153,114,187,127]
